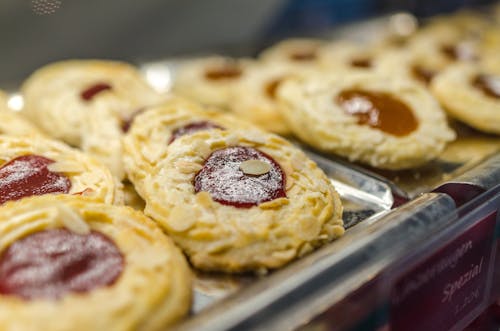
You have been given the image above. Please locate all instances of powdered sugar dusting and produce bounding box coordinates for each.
[194,146,286,208]
[0,155,72,204]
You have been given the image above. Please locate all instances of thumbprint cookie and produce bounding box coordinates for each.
[133,129,344,273]
[228,61,317,135]
[0,90,42,136]
[277,72,456,169]
[0,135,121,205]
[259,38,325,66]
[21,60,165,179]
[318,41,383,72]
[0,194,191,331]
[123,97,255,198]
[431,63,500,134]
[173,56,250,109]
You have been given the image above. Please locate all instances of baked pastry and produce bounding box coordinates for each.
[407,11,488,65]
[259,38,324,66]
[228,61,316,135]
[173,56,251,109]
[431,63,500,134]
[318,41,383,72]
[123,96,256,197]
[0,194,191,331]
[277,72,456,169]
[131,128,343,273]
[21,60,165,179]
[0,90,43,136]
[0,135,121,205]
[376,48,449,86]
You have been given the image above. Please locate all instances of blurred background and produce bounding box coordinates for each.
[0,0,496,87]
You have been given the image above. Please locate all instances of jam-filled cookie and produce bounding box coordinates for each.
[0,91,42,136]
[431,63,500,134]
[0,194,191,331]
[228,61,316,135]
[259,38,324,66]
[135,129,344,273]
[173,56,250,109]
[21,60,165,179]
[0,135,121,205]
[406,11,488,65]
[318,41,383,72]
[376,48,449,86]
[123,97,256,198]
[277,72,456,169]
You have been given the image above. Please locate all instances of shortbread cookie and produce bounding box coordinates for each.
[0,194,191,331]
[134,129,344,273]
[0,135,121,205]
[0,91,42,136]
[278,72,456,169]
[21,60,165,179]
[123,97,256,198]
[376,48,449,85]
[228,61,316,135]
[259,38,325,66]
[407,12,487,64]
[173,56,250,109]
[431,63,500,134]
[318,41,383,71]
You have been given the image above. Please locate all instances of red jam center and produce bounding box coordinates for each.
[0,229,124,300]
[168,121,224,144]
[472,74,500,99]
[0,155,71,205]
[336,89,419,136]
[80,83,112,101]
[193,146,286,208]
[204,65,242,81]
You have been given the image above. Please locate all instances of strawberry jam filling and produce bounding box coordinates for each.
[169,121,224,144]
[80,83,112,101]
[0,155,71,205]
[0,228,124,300]
[194,146,286,208]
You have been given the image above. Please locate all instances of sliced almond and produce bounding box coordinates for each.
[47,161,85,173]
[57,204,90,235]
[239,159,271,176]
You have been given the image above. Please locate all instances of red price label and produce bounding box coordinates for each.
[390,212,497,331]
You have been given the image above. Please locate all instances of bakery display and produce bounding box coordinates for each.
[129,128,343,272]
[0,4,497,329]
[21,60,165,179]
[277,72,456,169]
[0,135,121,205]
[0,194,191,331]
[431,63,500,134]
